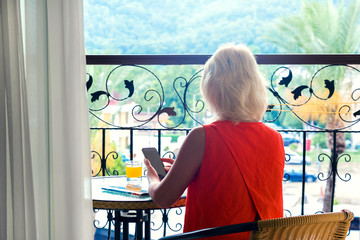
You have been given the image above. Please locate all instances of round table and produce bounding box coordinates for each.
[92,176,186,240]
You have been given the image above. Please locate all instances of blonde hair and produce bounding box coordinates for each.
[201,43,267,122]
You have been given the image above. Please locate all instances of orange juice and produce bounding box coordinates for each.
[126,163,142,178]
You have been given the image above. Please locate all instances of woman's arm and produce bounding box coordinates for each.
[144,126,205,208]
[161,157,175,172]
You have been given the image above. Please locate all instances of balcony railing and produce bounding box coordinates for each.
[88,54,360,238]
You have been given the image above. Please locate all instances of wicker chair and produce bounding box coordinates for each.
[159,209,354,240]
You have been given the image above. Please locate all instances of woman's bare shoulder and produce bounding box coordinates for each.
[177,126,205,164]
[188,125,205,140]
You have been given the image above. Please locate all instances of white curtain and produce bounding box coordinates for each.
[0,0,94,239]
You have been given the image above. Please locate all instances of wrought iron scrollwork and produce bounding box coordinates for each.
[174,70,205,127]
[104,151,120,176]
[283,153,291,182]
[283,209,292,217]
[150,208,184,236]
[265,64,360,130]
[317,153,332,181]
[317,152,352,182]
[88,64,360,130]
[165,208,183,232]
[91,150,102,176]
[87,65,205,129]
[283,172,290,182]
[162,151,176,159]
[91,149,120,177]
[93,209,113,230]
[149,209,163,232]
[284,153,291,163]
[334,153,351,182]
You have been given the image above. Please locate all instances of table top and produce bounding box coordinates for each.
[92,176,186,210]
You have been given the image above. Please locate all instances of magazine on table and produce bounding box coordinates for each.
[102,183,149,196]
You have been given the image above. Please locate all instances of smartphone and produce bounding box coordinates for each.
[142,147,167,179]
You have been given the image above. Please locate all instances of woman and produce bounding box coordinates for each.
[144,44,285,239]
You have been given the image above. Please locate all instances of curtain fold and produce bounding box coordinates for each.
[1,0,93,239]
[45,1,93,239]
[0,1,37,239]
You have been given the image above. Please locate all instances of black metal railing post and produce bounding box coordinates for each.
[330,131,337,212]
[158,129,162,156]
[162,210,169,237]
[101,129,106,176]
[301,131,307,215]
[130,129,134,160]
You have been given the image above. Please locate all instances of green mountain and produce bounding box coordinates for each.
[83,0,302,54]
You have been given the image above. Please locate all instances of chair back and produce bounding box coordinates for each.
[159,210,354,240]
[250,209,354,239]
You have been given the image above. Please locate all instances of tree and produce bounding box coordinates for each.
[264,0,360,212]
[264,0,360,54]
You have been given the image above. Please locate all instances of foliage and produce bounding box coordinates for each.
[84,0,303,55]
[90,121,126,176]
[264,0,360,54]
[311,132,327,149]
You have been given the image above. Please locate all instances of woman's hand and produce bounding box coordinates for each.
[161,157,175,172]
[144,158,160,184]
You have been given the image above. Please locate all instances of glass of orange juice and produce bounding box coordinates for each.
[126,161,142,183]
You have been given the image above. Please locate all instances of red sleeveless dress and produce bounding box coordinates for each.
[184,120,285,239]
